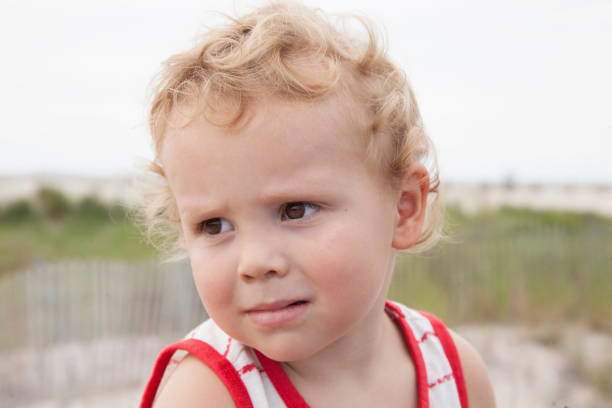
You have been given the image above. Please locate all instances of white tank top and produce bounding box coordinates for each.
[140,300,468,408]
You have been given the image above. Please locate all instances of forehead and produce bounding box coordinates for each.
[161,95,371,171]
[159,96,392,213]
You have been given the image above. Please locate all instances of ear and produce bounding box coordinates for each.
[391,164,430,250]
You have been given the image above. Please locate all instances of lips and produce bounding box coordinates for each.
[246,299,311,328]
[248,299,308,312]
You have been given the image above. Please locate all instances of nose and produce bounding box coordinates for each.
[237,234,290,282]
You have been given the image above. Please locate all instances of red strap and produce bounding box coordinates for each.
[139,339,254,408]
[254,350,310,408]
[385,301,429,408]
[419,311,469,408]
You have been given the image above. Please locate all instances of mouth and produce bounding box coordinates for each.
[248,299,309,312]
[246,299,311,328]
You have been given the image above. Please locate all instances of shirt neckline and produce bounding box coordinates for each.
[253,300,428,408]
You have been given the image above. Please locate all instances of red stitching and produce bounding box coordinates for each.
[170,358,181,365]
[428,373,453,389]
[418,331,436,343]
[139,339,254,408]
[419,310,469,408]
[223,337,233,357]
[238,363,263,375]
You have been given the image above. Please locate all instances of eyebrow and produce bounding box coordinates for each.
[178,198,229,223]
[255,167,341,200]
[175,169,343,220]
[256,187,331,205]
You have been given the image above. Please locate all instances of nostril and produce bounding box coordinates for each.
[237,252,289,280]
[240,269,278,282]
[240,273,255,282]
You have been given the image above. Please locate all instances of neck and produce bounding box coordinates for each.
[283,297,395,384]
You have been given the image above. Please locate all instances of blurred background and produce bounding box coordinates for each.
[1,0,610,407]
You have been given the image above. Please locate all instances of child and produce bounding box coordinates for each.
[139,2,495,407]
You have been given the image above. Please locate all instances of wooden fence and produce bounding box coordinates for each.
[1,213,610,406]
[0,260,207,406]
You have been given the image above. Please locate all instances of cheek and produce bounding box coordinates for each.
[189,250,234,311]
[309,219,388,292]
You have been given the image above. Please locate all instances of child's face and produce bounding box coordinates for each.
[161,96,400,361]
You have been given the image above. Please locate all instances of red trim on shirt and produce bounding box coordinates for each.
[254,350,311,408]
[385,301,429,408]
[418,331,436,343]
[141,305,462,408]
[428,373,454,389]
[419,311,469,408]
[223,337,233,357]
[139,339,254,408]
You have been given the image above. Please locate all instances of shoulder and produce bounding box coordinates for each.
[152,353,236,408]
[387,302,495,406]
[152,319,240,408]
[449,330,496,408]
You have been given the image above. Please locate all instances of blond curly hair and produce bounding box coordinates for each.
[139,1,443,258]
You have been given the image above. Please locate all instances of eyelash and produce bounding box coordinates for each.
[195,202,320,236]
[196,217,231,236]
[280,202,319,220]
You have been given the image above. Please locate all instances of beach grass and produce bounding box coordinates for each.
[0,190,156,273]
[390,205,612,330]
[1,188,611,330]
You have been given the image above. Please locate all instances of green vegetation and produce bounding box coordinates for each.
[2,188,611,330]
[390,205,612,331]
[0,188,156,273]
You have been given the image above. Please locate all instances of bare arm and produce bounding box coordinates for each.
[450,330,496,408]
[152,354,236,408]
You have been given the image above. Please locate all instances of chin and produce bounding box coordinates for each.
[251,337,323,363]
[259,348,312,363]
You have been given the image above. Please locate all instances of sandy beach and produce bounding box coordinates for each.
[4,324,610,408]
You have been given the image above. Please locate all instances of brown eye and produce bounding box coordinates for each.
[199,218,232,235]
[284,203,306,219]
[282,202,319,220]
[204,219,221,234]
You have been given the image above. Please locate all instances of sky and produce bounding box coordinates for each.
[1,0,611,184]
